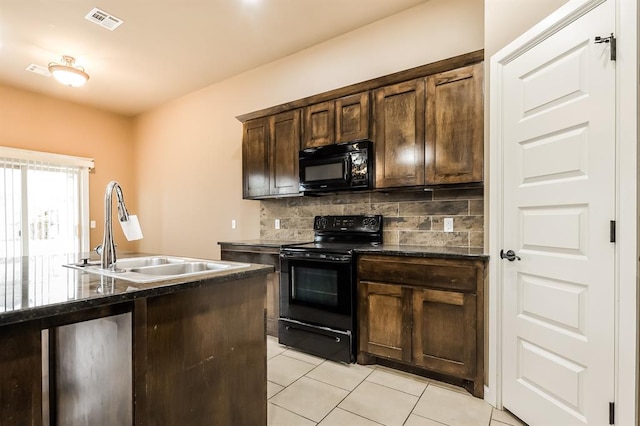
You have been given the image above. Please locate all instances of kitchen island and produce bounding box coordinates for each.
[0,254,272,426]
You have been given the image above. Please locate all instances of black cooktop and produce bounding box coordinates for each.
[282,215,383,254]
[281,241,381,255]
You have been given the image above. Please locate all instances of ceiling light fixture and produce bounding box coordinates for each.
[48,55,90,87]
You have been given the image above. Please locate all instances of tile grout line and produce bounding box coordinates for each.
[267,401,318,425]
[362,375,431,399]
[268,350,324,422]
[268,340,493,426]
[268,354,340,424]
[302,367,373,393]
[401,381,432,426]
[309,363,378,425]
[268,353,320,389]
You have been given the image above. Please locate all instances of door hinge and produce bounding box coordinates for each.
[609,401,615,424]
[610,220,616,243]
[595,33,616,61]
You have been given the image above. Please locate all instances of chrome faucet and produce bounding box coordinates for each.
[99,181,130,270]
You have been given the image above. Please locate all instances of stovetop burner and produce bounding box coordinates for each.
[282,215,383,254]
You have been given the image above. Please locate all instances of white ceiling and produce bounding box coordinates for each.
[0,0,428,116]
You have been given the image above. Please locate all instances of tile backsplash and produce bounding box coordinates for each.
[260,188,484,249]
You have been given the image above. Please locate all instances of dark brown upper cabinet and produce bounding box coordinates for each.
[426,63,483,184]
[238,51,484,199]
[303,101,335,148]
[242,110,301,199]
[242,117,270,198]
[270,110,301,196]
[373,80,426,188]
[373,63,483,189]
[303,92,370,149]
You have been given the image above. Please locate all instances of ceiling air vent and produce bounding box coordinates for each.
[85,7,124,31]
[26,64,51,77]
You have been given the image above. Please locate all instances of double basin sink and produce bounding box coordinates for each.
[65,256,251,284]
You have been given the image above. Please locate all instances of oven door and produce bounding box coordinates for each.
[280,251,353,331]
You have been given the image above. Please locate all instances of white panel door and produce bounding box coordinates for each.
[500,1,616,424]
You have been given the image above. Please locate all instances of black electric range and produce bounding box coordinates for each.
[278,215,382,363]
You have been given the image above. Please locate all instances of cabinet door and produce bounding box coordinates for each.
[303,101,335,148]
[425,63,483,184]
[335,92,370,144]
[412,288,476,378]
[373,80,425,188]
[269,110,301,196]
[0,321,42,426]
[242,117,270,199]
[358,281,412,363]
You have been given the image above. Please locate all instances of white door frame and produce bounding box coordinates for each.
[487,0,638,424]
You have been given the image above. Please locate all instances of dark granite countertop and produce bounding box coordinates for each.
[218,240,309,248]
[217,240,488,260]
[0,253,273,327]
[353,245,489,260]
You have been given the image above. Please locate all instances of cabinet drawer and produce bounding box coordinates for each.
[358,255,479,293]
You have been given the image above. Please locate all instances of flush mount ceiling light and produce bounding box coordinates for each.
[48,55,90,87]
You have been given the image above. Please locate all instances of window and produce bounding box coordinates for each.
[0,147,93,257]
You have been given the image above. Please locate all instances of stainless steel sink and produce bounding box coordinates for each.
[130,261,234,276]
[114,256,186,269]
[64,256,251,283]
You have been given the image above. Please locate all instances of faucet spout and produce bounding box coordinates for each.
[101,181,131,270]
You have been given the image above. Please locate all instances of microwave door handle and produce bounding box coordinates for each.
[344,157,351,181]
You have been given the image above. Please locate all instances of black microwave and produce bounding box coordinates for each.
[299,140,373,194]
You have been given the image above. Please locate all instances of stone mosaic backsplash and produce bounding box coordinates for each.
[260,188,484,249]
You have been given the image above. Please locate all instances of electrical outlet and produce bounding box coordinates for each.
[231,219,237,229]
[444,218,454,232]
[90,220,96,229]
[275,219,280,230]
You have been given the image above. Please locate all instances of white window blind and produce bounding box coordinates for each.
[0,147,93,257]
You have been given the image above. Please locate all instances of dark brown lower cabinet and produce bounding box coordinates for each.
[220,243,281,337]
[358,282,412,363]
[357,255,485,398]
[412,288,477,379]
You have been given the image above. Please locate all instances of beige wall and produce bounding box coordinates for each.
[0,84,137,252]
[0,0,571,260]
[484,0,570,60]
[134,0,485,259]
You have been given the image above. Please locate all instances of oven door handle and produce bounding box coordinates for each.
[285,324,342,343]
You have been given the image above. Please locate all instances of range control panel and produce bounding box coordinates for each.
[314,215,382,233]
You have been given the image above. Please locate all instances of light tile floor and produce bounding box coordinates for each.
[267,336,526,426]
